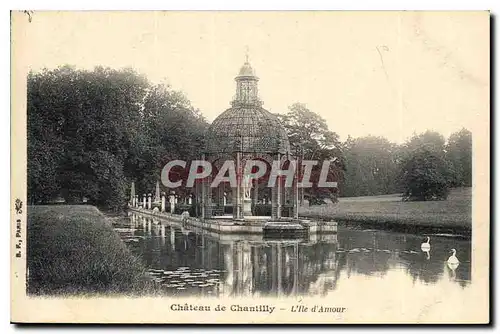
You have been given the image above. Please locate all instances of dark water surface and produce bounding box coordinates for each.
[113,212,471,298]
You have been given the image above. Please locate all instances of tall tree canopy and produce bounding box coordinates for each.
[28,66,473,208]
[446,128,472,187]
[278,103,342,161]
[278,103,344,203]
[399,131,451,201]
[342,136,400,197]
[27,66,208,210]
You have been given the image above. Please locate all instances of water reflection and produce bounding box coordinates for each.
[113,213,471,297]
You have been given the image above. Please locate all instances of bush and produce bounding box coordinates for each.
[401,147,450,201]
[27,205,153,295]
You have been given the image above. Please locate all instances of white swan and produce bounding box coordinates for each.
[420,236,431,252]
[447,248,460,265]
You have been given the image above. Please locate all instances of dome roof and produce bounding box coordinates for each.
[236,61,257,78]
[205,56,290,155]
[205,106,291,155]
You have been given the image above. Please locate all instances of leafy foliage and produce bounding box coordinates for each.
[400,131,451,201]
[27,66,208,210]
[342,136,400,197]
[446,128,472,187]
[277,105,472,203]
[278,103,344,203]
[278,103,343,161]
[28,66,472,208]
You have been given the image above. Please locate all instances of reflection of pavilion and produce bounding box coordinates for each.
[129,212,340,296]
[219,237,339,297]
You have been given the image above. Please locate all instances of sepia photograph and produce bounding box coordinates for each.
[10,10,490,324]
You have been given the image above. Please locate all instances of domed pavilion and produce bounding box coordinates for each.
[199,56,299,221]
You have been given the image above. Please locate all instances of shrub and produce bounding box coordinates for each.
[27,205,152,295]
[401,147,450,201]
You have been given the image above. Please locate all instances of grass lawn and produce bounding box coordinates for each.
[300,187,473,235]
[27,205,156,296]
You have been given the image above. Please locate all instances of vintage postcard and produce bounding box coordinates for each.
[10,10,490,324]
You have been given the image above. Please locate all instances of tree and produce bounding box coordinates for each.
[342,136,400,197]
[404,130,447,154]
[278,103,342,160]
[27,71,65,203]
[400,131,451,201]
[131,84,208,196]
[278,103,344,203]
[27,65,209,210]
[446,128,472,187]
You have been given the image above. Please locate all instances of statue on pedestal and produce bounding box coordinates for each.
[242,174,253,216]
[242,174,252,200]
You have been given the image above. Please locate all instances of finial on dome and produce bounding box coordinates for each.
[235,47,258,80]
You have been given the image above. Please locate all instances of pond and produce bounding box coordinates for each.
[113,212,471,299]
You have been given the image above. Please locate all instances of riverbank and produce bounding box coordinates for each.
[27,205,156,296]
[299,188,472,236]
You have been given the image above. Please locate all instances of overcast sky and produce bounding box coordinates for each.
[17,11,489,143]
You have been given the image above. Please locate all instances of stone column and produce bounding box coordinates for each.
[205,174,213,219]
[147,193,152,210]
[201,155,206,219]
[169,192,175,214]
[299,146,305,206]
[161,192,166,212]
[293,158,299,219]
[234,151,242,220]
[276,177,282,219]
[130,181,136,207]
[271,153,282,220]
[154,181,161,203]
[253,182,258,214]
[216,186,224,210]
[271,185,277,219]
[142,194,147,209]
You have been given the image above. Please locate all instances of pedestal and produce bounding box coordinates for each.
[243,198,252,217]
